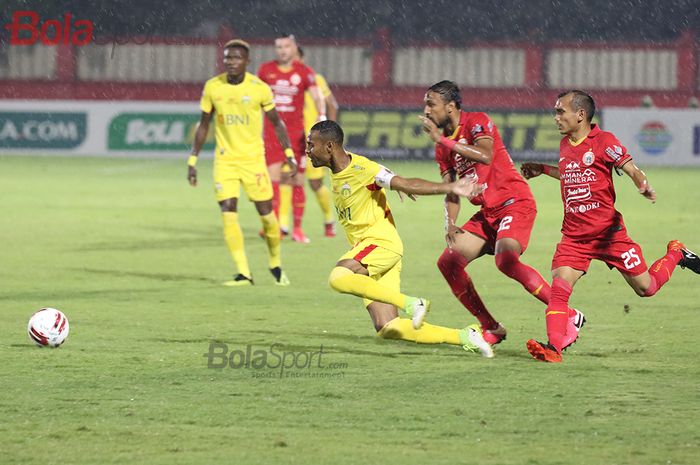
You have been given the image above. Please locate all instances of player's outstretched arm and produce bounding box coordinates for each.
[187,111,213,187]
[521,162,560,180]
[388,175,483,200]
[621,160,656,203]
[264,108,298,176]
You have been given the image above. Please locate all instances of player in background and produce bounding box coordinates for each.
[188,39,297,286]
[521,90,700,363]
[306,120,494,357]
[419,80,584,349]
[276,46,339,238]
[258,33,326,243]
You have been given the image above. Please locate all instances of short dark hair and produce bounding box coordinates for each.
[428,80,462,109]
[224,39,250,55]
[275,32,296,41]
[558,89,595,122]
[298,46,304,58]
[310,120,344,145]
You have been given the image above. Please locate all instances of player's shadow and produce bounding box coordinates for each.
[71,267,221,284]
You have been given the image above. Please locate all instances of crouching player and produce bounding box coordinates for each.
[306,120,494,357]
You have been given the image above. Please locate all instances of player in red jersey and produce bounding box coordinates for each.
[521,90,700,363]
[419,80,584,349]
[257,33,326,243]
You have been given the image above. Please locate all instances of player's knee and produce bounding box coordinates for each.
[437,249,467,277]
[495,250,519,276]
[328,266,353,292]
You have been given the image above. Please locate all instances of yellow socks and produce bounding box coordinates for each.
[328,266,407,309]
[278,184,292,231]
[378,317,461,345]
[260,212,282,269]
[222,212,250,278]
[314,184,333,223]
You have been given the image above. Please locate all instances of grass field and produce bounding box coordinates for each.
[2,155,699,465]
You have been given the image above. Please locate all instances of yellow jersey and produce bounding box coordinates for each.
[200,72,275,163]
[330,153,403,255]
[303,73,332,134]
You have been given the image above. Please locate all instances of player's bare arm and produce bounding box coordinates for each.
[520,162,560,180]
[441,169,464,247]
[325,92,339,121]
[264,108,298,176]
[388,174,483,199]
[188,111,213,187]
[620,160,656,203]
[419,115,494,165]
[309,85,327,121]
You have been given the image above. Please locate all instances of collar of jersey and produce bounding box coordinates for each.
[568,124,600,146]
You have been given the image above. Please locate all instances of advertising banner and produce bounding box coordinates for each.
[339,108,561,161]
[603,108,700,166]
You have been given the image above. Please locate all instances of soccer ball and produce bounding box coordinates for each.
[27,308,70,347]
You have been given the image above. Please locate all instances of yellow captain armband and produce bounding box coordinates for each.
[187,155,198,167]
[284,148,295,159]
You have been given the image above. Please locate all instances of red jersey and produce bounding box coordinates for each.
[257,60,316,136]
[435,111,533,209]
[558,124,633,240]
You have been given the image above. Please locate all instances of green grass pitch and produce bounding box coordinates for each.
[2,155,699,465]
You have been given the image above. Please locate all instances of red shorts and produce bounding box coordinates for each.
[551,232,648,276]
[463,198,536,254]
[264,128,307,173]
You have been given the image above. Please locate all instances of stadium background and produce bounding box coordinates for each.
[1,0,699,163]
[2,2,700,464]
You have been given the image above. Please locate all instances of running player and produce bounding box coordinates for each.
[258,33,326,243]
[521,90,700,362]
[188,39,297,286]
[420,80,583,349]
[306,120,494,357]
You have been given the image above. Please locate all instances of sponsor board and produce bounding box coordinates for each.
[339,108,562,161]
[604,108,700,166]
[108,113,214,151]
[0,112,86,149]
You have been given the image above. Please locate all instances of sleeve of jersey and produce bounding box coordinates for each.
[261,83,275,112]
[363,160,387,191]
[470,113,496,140]
[199,82,213,113]
[602,135,632,168]
[435,145,452,175]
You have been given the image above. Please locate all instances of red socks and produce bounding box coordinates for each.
[495,250,551,305]
[545,277,573,352]
[292,185,305,229]
[437,248,498,330]
[644,248,683,296]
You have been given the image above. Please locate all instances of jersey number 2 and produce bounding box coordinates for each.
[498,216,513,232]
[621,248,641,270]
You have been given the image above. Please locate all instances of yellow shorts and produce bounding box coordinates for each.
[213,159,272,202]
[304,162,327,181]
[339,239,402,308]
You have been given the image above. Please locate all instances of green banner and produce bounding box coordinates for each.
[108,113,215,151]
[0,112,86,149]
[339,108,563,161]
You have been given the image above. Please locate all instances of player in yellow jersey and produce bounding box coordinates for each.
[305,120,494,357]
[278,47,340,238]
[187,39,297,286]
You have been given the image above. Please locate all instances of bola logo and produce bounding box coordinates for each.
[637,121,671,155]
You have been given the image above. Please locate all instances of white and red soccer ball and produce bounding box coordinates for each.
[27,308,70,347]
